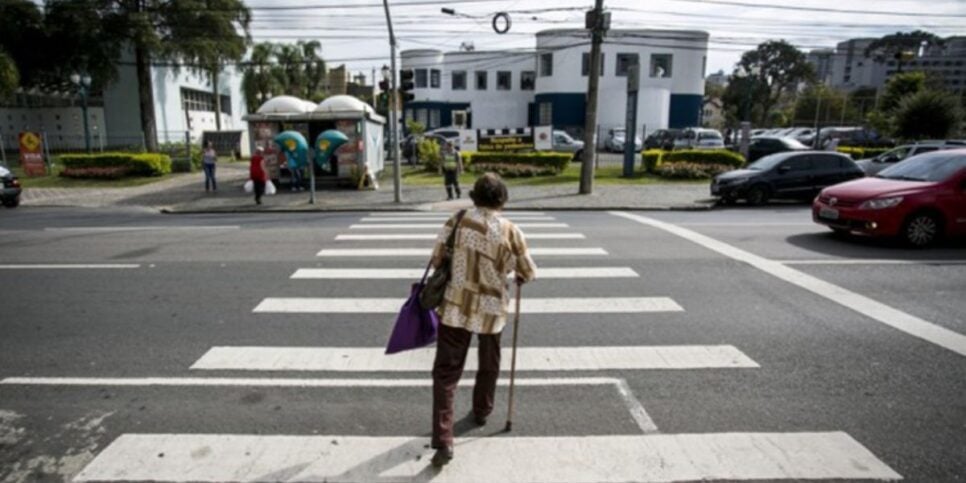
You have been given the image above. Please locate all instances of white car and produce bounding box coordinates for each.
[604,128,643,152]
[552,130,585,160]
[674,128,725,150]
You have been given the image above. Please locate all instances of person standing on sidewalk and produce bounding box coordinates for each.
[202,141,217,192]
[429,173,537,467]
[249,147,267,205]
[438,141,463,200]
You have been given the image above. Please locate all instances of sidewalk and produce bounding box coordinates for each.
[21,162,717,212]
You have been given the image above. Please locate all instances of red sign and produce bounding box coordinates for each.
[19,131,46,176]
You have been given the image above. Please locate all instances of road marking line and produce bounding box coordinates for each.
[677,222,817,227]
[189,346,754,371]
[360,216,556,222]
[253,297,682,314]
[0,376,656,433]
[782,259,966,266]
[613,211,966,358]
[73,432,899,482]
[316,247,607,257]
[291,267,639,279]
[335,233,586,240]
[349,223,568,229]
[44,226,240,232]
[0,264,141,269]
[370,211,546,216]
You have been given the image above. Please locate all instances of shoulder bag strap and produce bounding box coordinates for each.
[419,209,467,284]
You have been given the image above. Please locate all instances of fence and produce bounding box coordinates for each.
[0,130,198,172]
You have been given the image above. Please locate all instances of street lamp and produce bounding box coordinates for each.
[733,66,759,159]
[70,73,93,153]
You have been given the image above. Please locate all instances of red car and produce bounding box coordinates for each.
[813,149,966,247]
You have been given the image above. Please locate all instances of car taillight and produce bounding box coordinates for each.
[11,179,20,187]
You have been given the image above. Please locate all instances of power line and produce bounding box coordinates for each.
[664,0,966,19]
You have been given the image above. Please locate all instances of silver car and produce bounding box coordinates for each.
[604,127,643,153]
[552,130,585,160]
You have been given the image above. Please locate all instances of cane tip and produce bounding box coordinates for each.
[504,421,512,432]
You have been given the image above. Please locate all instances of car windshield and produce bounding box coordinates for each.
[876,152,966,182]
[746,152,792,170]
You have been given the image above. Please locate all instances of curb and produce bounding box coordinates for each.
[159,202,717,214]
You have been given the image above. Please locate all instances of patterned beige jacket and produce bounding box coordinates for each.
[431,207,537,334]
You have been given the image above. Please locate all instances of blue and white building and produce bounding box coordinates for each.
[401,28,709,137]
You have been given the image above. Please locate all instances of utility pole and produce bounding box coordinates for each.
[579,0,607,195]
[382,0,403,203]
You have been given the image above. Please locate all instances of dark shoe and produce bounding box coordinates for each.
[431,446,453,467]
[473,414,487,426]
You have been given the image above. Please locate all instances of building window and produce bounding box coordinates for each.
[430,69,441,88]
[497,71,511,90]
[538,102,552,126]
[452,70,467,90]
[415,69,428,88]
[181,87,231,115]
[616,53,639,77]
[539,53,553,77]
[429,109,441,128]
[521,71,536,90]
[475,71,487,90]
[649,54,672,78]
[416,108,428,126]
[404,109,414,121]
[581,53,604,76]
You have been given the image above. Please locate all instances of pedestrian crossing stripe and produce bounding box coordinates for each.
[290,267,639,279]
[73,432,900,482]
[369,211,547,216]
[189,346,754,371]
[349,223,569,229]
[360,216,557,222]
[252,297,682,314]
[316,248,608,257]
[334,233,586,240]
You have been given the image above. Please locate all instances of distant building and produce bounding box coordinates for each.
[806,49,835,85]
[706,70,728,87]
[400,28,710,136]
[701,97,725,130]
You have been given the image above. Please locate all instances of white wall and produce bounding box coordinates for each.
[443,51,535,129]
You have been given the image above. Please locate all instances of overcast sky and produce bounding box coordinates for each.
[246,0,965,81]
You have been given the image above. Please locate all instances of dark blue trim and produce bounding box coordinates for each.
[403,101,470,130]
[534,93,586,129]
[669,94,702,129]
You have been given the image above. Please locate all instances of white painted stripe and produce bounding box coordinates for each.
[74,432,899,482]
[291,267,639,279]
[782,259,966,266]
[677,222,817,227]
[350,223,568,229]
[253,297,681,314]
[190,346,753,371]
[315,247,608,257]
[335,233,586,240]
[361,216,556,222]
[0,264,140,269]
[44,226,240,232]
[370,211,546,216]
[613,211,966,358]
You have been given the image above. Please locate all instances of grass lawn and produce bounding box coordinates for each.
[391,164,705,187]
[9,165,181,189]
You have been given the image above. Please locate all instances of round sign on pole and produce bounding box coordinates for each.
[492,12,511,34]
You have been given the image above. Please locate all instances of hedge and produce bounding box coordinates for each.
[57,152,172,177]
[641,149,744,173]
[462,152,571,174]
[654,162,733,179]
[468,162,558,177]
[836,146,891,160]
[642,149,664,173]
[159,142,202,172]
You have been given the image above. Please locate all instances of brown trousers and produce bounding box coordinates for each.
[432,323,502,448]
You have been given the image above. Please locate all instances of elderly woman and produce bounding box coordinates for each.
[429,173,537,467]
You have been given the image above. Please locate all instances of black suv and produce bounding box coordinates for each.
[712,151,864,205]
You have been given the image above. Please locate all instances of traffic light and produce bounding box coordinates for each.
[378,79,389,92]
[399,69,415,103]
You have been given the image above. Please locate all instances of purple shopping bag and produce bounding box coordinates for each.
[385,263,440,354]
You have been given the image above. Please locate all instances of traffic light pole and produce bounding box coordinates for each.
[383,0,402,203]
[579,0,606,195]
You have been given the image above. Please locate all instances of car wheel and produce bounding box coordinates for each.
[2,196,19,208]
[745,185,769,206]
[902,212,942,247]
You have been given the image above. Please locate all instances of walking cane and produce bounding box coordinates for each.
[504,281,522,432]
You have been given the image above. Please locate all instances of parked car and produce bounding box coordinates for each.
[425,128,461,142]
[0,165,22,208]
[644,128,682,150]
[674,128,725,150]
[745,136,810,162]
[604,127,642,152]
[813,149,966,247]
[856,140,966,176]
[552,130,584,160]
[750,128,769,138]
[712,151,863,205]
[789,127,817,145]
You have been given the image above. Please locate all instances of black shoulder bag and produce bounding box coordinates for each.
[419,210,466,310]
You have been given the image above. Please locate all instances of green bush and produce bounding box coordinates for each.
[462,152,570,174]
[661,149,745,168]
[159,142,202,171]
[170,158,193,173]
[468,162,558,177]
[57,152,172,177]
[418,137,442,171]
[655,162,732,179]
[642,149,664,173]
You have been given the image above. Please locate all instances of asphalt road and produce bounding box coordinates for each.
[0,206,964,482]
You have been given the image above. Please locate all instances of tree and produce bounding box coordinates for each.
[879,71,926,112]
[727,41,814,126]
[893,90,962,140]
[241,42,279,112]
[865,31,943,73]
[0,0,46,89]
[0,49,19,101]
[273,43,306,100]
[300,41,327,102]
[161,0,252,130]
[792,84,855,126]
